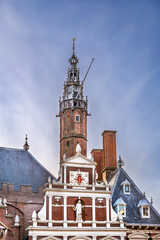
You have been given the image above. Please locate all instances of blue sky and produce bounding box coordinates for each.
[0,0,160,211]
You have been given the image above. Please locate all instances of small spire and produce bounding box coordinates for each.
[23,134,29,151]
[76,143,81,154]
[151,196,153,205]
[63,153,66,160]
[15,215,20,226]
[143,191,146,198]
[72,37,76,55]
[117,155,124,168]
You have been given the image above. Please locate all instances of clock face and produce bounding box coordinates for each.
[70,170,89,186]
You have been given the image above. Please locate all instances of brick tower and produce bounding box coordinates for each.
[58,39,90,162]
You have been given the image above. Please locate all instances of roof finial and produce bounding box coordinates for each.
[117,155,124,168]
[151,196,153,205]
[23,134,29,151]
[143,191,146,198]
[72,37,76,55]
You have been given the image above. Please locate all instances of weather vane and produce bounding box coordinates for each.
[72,37,76,54]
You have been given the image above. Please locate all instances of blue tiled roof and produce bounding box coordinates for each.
[111,167,160,224]
[0,147,56,192]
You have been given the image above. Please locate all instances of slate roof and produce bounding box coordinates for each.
[110,167,160,225]
[0,147,56,192]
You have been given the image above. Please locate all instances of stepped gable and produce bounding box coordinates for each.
[110,167,160,224]
[0,147,56,192]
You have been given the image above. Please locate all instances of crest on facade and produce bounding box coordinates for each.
[70,169,89,186]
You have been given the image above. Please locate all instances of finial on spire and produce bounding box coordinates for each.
[117,155,124,168]
[143,191,146,198]
[151,196,153,205]
[76,143,81,154]
[23,134,29,151]
[72,37,76,55]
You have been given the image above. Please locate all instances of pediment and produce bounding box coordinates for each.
[62,153,96,166]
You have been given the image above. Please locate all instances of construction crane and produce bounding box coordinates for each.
[76,58,94,99]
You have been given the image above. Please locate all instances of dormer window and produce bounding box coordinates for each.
[113,198,126,217]
[125,184,130,193]
[143,206,149,217]
[121,179,131,194]
[137,199,150,218]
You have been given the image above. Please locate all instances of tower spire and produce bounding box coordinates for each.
[58,40,89,162]
[23,134,29,151]
[72,37,76,55]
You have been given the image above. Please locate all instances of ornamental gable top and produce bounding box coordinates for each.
[62,153,96,166]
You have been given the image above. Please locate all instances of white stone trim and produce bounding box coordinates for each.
[128,233,149,239]
[106,197,110,227]
[46,190,110,198]
[63,196,67,227]
[62,163,96,168]
[92,196,96,228]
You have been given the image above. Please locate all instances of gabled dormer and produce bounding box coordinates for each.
[137,199,151,218]
[113,197,126,218]
[121,179,131,194]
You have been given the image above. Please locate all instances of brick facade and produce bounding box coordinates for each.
[60,105,87,162]
[0,183,44,240]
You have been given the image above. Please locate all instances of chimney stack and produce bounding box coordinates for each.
[102,130,117,181]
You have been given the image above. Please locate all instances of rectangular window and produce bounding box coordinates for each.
[119,205,125,216]
[73,91,78,98]
[67,141,70,147]
[125,185,130,193]
[75,115,80,122]
[143,207,149,217]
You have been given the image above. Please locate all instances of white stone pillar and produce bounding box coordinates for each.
[63,235,67,240]
[121,236,125,240]
[64,165,66,189]
[92,196,96,228]
[63,196,67,227]
[48,195,52,227]
[32,234,37,240]
[106,196,110,228]
[92,168,94,184]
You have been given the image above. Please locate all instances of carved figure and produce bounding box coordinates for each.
[75,199,82,221]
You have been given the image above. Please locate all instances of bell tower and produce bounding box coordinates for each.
[58,39,90,162]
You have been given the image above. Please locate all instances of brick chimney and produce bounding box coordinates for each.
[102,130,117,181]
[91,130,117,181]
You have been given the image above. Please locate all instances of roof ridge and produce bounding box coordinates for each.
[0,146,24,151]
[111,168,120,196]
[26,151,56,179]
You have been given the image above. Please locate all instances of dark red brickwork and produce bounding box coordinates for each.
[0,183,44,240]
[92,131,117,181]
[95,198,106,221]
[91,149,103,181]
[52,197,63,220]
[102,131,117,168]
[60,108,87,162]
[0,204,21,240]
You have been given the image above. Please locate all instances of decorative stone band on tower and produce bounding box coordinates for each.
[57,39,90,162]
